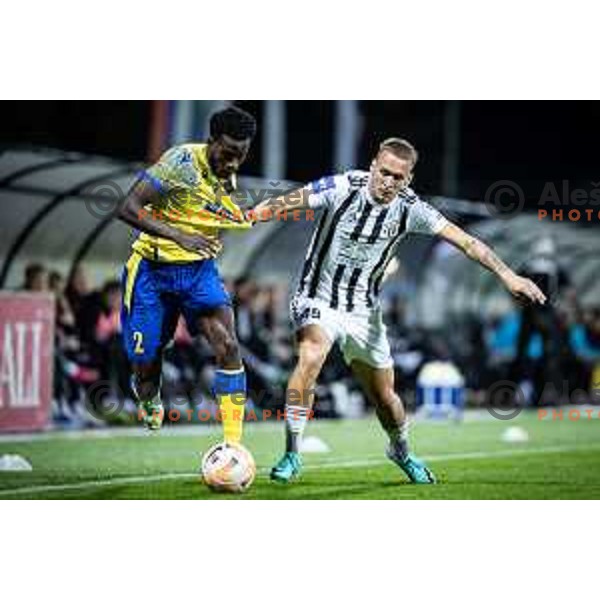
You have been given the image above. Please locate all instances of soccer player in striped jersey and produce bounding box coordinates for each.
[252,137,546,484]
[118,106,256,443]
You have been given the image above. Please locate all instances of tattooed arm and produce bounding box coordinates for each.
[438,222,547,305]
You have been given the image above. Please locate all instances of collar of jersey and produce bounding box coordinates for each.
[363,182,398,209]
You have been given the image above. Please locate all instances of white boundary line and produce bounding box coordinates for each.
[0,443,594,498]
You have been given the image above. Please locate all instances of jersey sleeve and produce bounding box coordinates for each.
[407,198,449,235]
[142,146,199,194]
[304,174,351,210]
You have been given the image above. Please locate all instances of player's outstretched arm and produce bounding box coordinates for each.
[438,222,547,305]
[249,187,311,223]
[118,179,220,255]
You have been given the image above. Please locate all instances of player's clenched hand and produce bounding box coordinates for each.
[504,274,547,305]
[175,231,222,255]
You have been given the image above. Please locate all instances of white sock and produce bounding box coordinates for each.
[286,404,310,452]
[388,420,410,460]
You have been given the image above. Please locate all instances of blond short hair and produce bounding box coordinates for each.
[378,138,418,167]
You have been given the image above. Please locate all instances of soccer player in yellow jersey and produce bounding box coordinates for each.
[117,106,256,442]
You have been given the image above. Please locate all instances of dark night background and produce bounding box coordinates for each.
[1,100,598,202]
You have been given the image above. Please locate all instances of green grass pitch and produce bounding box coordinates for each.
[1,411,600,499]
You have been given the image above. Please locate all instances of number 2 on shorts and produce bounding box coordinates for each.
[133,331,145,354]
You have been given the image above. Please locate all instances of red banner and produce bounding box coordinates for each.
[0,293,55,432]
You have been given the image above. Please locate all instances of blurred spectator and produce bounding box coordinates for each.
[582,308,600,353]
[91,280,131,402]
[46,268,99,425]
[22,263,48,291]
[67,265,105,347]
[66,263,94,328]
[511,236,573,404]
[385,295,422,388]
[233,276,257,344]
[49,270,76,331]
[568,307,600,398]
[232,278,287,408]
[94,281,121,343]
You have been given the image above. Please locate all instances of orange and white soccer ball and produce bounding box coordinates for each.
[201,442,256,493]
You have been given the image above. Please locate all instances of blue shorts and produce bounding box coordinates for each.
[120,254,231,363]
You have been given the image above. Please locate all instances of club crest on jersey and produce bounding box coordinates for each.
[177,150,193,165]
[382,222,401,238]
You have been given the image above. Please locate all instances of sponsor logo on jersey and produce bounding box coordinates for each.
[348,173,369,188]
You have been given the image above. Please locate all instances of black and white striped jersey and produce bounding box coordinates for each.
[295,170,448,315]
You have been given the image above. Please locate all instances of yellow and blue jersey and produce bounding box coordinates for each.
[131,143,252,263]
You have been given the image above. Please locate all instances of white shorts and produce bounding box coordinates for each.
[290,295,393,369]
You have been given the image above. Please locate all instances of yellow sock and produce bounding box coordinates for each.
[220,393,246,443]
[214,368,247,444]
